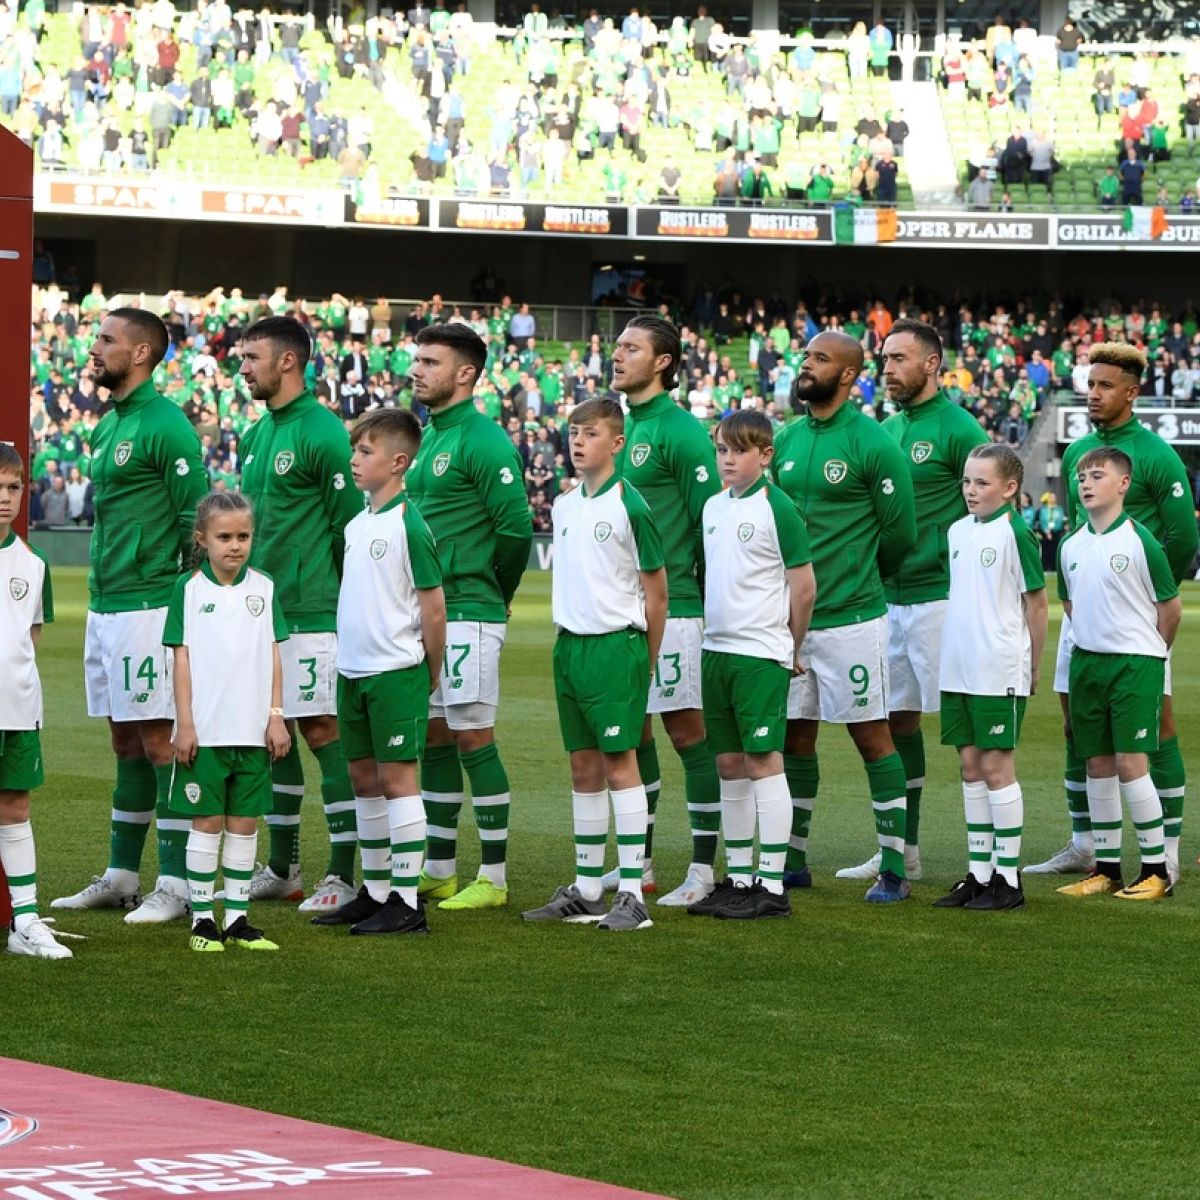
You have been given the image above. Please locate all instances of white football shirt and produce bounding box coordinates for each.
[163,563,288,745]
[940,504,1045,696]
[1057,512,1177,659]
[0,532,53,730]
[551,476,663,635]
[702,476,811,668]
[337,492,442,677]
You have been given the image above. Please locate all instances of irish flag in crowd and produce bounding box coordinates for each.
[1122,205,1168,240]
[834,204,899,245]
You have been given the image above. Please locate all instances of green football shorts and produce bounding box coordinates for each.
[553,629,650,753]
[939,692,1027,750]
[1069,649,1164,759]
[169,745,272,817]
[0,729,44,792]
[701,650,789,756]
[338,666,429,763]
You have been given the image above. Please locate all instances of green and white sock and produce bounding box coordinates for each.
[572,789,608,901]
[266,740,304,879]
[720,777,755,888]
[989,783,1023,886]
[610,785,648,898]
[893,730,925,851]
[186,828,220,926]
[221,830,257,929]
[107,757,156,889]
[636,739,660,864]
[314,740,356,884]
[783,753,818,872]
[866,754,908,879]
[154,762,189,885]
[680,739,720,869]
[422,743,464,880]
[1086,775,1122,877]
[462,742,511,888]
[1065,738,1092,854]
[387,794,425,909]
[1122,774,1165,867]
[753,773,790,895]
[0,820,38,928]
[355,794,390,902]
[1149,735,1185,865]
[963,779,993,883]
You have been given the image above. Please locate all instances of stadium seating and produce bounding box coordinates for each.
[940,51,1193,209]
[9,12,912,206]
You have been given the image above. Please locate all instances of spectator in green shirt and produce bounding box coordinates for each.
[1097,166,1120,207]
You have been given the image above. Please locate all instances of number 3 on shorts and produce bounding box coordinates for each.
[296,657,317,701]
[442,644,471,692]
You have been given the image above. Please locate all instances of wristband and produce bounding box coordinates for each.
[269,707,285,716]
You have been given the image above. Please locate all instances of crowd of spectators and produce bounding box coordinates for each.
[0,0,913,207]
[27,276,1200,530]
[944,18,1200,210]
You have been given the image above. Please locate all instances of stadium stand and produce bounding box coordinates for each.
[939,33,1200,211]
[28,279,1200,531]
[1,4,913,206]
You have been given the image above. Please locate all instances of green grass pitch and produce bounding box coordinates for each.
[11,568,1200,1198]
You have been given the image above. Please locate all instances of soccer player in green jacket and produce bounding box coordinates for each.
[237,317,365,916]
[1027,342,1198,885]
[406,323,533,910]
[53,309,208,923]
[772,331,919,900]
[612,315,725,908]
[837,318,989,885]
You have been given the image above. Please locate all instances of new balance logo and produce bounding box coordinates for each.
[989,725,1006,735]
[201,603,216,613]
[753,726,769,738]
[1136,728,1148,740]
[604,725,621,737]
[387,735,406,747]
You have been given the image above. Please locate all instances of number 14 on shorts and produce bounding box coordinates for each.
[122,654,159,703]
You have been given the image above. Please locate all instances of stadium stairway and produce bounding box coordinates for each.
[1018,399,1066,500]
[897,81,959,205]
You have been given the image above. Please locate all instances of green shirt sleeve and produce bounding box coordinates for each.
[271,588,290,642]
[1056,533,1073,603]
[312,424,364,577]
[1135,521,1180,602]
[30,544,53,624]
[404,500,443,591]
[149,409,209,560]
[620,481,666,572]
[869,434,918,579]
[162,573,190,646]
[665,410,721,572]
[1014,519,1045,592]
[1146,446,1200,582]
[766,483,812,568]
[468,431,533,606]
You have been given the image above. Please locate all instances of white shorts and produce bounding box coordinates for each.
[281,632,338,719]
[788,616,890,724]
[85,608,175,722]
[430,620,506,731]
[1055,614,1173,697]
[648,616,703,714]
[886,600,947,715]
